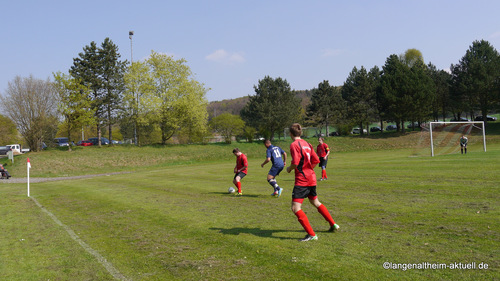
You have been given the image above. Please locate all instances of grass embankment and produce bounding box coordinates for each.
[6,122,500,177]
[1,127,499,280]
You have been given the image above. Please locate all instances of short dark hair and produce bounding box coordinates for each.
[289,123,302,137]
[232,148,240,153]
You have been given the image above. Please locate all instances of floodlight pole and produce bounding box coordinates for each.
[129,31,134,63]
[129,31,138,146]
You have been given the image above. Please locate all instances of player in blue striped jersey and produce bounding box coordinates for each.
[261,139,287,197]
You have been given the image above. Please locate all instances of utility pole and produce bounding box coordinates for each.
[129,31,134,63]
[129,31,138,145]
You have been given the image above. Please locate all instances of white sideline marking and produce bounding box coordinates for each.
[31,197,130,281]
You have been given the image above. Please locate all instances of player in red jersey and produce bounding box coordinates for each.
[317,137,330,181]
[233,148,248,196]
[286,123,339,241]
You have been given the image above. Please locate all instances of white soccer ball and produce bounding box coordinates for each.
[228,187,235,194]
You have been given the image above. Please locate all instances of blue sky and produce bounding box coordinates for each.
[1,0,499,102]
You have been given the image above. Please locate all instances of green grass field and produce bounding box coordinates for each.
[1,130,499,280]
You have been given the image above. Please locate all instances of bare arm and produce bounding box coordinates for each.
[261,157,271,167]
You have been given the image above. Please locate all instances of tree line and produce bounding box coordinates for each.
[332,41,500,135]
[0,39,498,148]
[0,38,209,151]
[215,41,499,141]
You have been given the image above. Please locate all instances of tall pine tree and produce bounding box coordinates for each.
[241,76,301,140]
[70,38,126,145]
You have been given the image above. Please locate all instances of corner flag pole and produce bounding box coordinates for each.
[482,121,487,152]
[27,158,31,197]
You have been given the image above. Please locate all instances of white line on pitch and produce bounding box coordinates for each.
[31,196,131,281]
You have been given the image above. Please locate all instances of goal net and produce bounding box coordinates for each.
[425,121,486,157]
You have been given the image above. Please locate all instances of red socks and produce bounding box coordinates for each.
[295,205,336,235]
[322,169,327,179]
[295,210,315,236]
[317,204,335,226]
[236,182,241,193]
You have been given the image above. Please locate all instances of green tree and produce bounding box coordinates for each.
[449,62,474,120]
[70,41,103,143]
[401,49,435,129]
[123,51,209,145]
[53,72,96,150]
[306,80,343,136]
[411,61,435,127]
[451,40,500,124]
[369,66,385,130]
[122,60,152,144]
[241,76,301,140]
[99,38,127,143]
[428,63,451,121]
[70,38,126,145]
[341,66,378,134]
[380,55,411,132]
[209,113,245,144]
[400,48,424,68]
[380,53,435,132]
[242,126,257,143]
[0,114,21,145]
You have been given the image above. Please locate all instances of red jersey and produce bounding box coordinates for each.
[290,139,320,186]
[236,153,248,174]
[317,143,330,158]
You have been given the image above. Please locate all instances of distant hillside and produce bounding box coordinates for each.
[207,96,249,119]
[295,89,312,111]
[207,90,312,119]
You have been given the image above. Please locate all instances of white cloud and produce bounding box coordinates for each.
[489,31,500,39]
[206,49,246,64]
[321,48,343,57]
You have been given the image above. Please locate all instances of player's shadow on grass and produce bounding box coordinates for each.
[208,192,261,198]
[210,227,300,240]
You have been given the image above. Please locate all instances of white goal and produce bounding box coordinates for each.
[429,121,486,157]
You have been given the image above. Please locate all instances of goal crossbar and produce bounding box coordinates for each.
[429,121,486,157]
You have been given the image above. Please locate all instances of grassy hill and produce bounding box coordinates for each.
[2,122,500,178]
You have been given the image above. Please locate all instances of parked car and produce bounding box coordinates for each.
[474,115,497,121]
[386,125,397,131]
[450,117,470,122]
[370,126,381,132]
[54,137,70,147]
[407,122,419,129]
[352,128,367,134]
[111,140,122,144]
[88,137,110,145]
[329,131,340,136]
[313,133,325,137]
[77,140,93,146]
[0,146,12,156]
[6,144,29,154]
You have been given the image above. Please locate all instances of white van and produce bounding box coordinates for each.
[6,144,29,155]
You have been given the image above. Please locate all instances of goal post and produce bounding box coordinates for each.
[429,121,486,157]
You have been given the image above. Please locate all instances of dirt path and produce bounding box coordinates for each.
[0,172,131,184]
